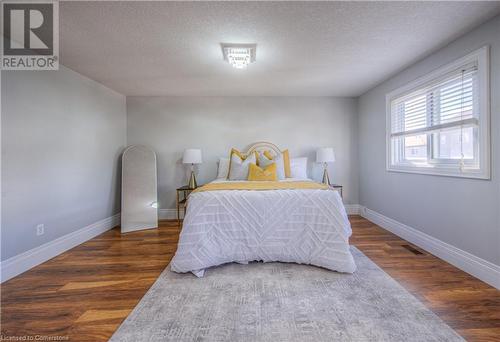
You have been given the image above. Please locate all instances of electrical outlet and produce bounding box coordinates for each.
[36,224,44,236]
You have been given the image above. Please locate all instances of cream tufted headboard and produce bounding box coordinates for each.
[245,141,282,157]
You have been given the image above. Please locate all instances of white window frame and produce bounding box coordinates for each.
[386,46,490,179]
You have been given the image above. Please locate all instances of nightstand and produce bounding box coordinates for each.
[330,184,343,199]
[176,185,196,224]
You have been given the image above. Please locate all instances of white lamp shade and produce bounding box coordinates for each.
[316,147,335,163]
[183,149,202,164]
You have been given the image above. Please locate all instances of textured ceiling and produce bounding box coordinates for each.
[60,1,500,97]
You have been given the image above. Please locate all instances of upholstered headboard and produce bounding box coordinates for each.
[245,141,282,157]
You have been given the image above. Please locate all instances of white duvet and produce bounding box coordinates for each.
[171,179,357,277]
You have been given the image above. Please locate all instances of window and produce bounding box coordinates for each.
[386,46,490,179]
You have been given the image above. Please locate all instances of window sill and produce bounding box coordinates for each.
[387,164,490,180]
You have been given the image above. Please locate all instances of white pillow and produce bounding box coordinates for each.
[217,157,230,179]
[258,152,285,180]
[228,153,256,180]
[290,157,308,179]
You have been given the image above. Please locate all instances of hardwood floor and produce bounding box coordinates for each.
[349,216,500,342]
[1,216,499,341]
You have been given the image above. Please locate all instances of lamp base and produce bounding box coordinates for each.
[188,170,197,189]
[322,168,331,186]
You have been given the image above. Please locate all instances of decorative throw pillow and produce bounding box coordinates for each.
[217,157,230,179]
[290,157,308,179]
[258,152,285,180]
[248,163,278,181]
[228,149,257,180]
[262,149,291,178]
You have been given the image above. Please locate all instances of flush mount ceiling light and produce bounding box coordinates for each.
[221,43,256,69]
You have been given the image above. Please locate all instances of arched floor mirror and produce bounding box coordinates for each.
[121,145,158,233]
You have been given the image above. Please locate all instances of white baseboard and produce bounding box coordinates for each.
[360,206,500,290]
[345,204,360,215]
[0,213,120,283]
[159,209,178,220]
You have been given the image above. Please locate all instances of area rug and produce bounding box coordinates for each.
[110,247,464,341]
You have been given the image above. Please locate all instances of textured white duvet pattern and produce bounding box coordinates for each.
[171,188,356,276]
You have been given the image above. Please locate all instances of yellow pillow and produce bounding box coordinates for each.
[227,148,259,179]
[263,150,274,160]
[262,149,291,178]
[230,148,258,160]
[248,163,278,181]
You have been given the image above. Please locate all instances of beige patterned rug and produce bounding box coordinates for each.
[110,247,463,342]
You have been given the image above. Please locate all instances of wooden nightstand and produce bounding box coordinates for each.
[176,185,196,224]
[330,184,343,199]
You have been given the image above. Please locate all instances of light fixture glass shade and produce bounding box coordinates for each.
[316,148,336,163]
[183,149,202,164]
[227,48,251,69]
[221,43,256,69]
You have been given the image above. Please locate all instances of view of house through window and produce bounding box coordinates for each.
[404,135,427,160]
[434,127,474,160]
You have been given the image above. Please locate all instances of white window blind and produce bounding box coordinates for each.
[390,63,478,139]
[386,46,490,179]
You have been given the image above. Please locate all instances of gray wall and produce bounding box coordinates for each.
[1,65,127,261]
[358,16,500,265]
[127,97,358,209]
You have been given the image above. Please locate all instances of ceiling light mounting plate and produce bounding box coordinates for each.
[221,43,257,69]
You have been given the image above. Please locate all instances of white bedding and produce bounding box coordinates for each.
[171,179,357,277]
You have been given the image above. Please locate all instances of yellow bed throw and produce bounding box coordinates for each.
[192,181,330,193]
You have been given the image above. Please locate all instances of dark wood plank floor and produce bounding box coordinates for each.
[1,216,499,341]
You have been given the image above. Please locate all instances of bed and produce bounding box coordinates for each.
[170,142,356,277]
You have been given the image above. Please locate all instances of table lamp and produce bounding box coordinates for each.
[183,149,202,189]
[316,147,335,185]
